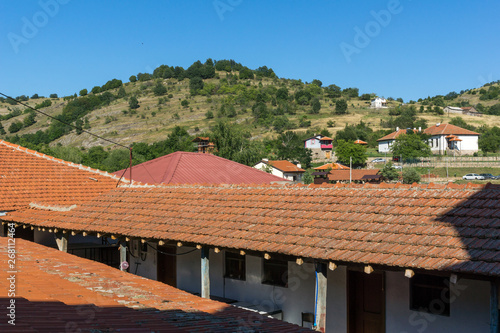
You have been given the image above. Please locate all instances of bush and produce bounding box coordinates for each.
[8,121,23,133]
[49,93,58,98]
[402,168,421,184]
[181,100,189,108]
[205,110,214,119]
[129,96,140,109]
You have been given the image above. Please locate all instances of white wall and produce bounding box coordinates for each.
[128,240,157,279]
[305,137,322,149]
[327,266,347,333]
[429,135,478,154]
[378,140,392,153]
[385,271,490,333]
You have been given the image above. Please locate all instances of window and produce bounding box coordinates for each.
[225,252,245,280]
[262,259,288,287]
[410,274,450,316]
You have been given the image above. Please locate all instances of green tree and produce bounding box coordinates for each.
[325,84,341,98]
[378,162,399,181]
[181,100,189,108]
[153,81,167,96]
[335,139,367,167]
[479,126,500,153]
[91,86,101,94]
[402,168,421,184]
[205,110,214,119]
[311,79,323,87]
[79,89,88,96]
[117,86,127,98]
[23,112,36,127]
[391,132,431,161]
[75,119,84,135]
[129,96,140,109]
[49,93,58,98]
[276,87,289,101]
[8,121,23,133]
[335,99,348,114]
[129,75,137,83]
[302,170,314,184]
[275,131,312,168]
[310,98,321,114]
[189,76,204,95]
[239,67,254,80]
[0,121,5,135]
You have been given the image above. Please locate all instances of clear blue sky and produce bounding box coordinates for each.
[1,0,499,102]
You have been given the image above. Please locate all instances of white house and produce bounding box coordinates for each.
[304,135,334,160]
[254,159,306,182]
[377,127,419,153]
[370,97,388,108]
[423,123,480,155]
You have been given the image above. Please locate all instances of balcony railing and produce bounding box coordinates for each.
[321,144,333,149]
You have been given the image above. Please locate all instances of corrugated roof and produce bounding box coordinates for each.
[0,238,309,332]
[7,182,500,277]
[265,160,305,173]
[0,140,124,211]
[424,123,480,136]
[114,151,289,184]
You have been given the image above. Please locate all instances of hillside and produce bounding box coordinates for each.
[0,60,499,169]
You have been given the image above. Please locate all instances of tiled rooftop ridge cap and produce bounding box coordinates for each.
[117,181,493,191]
[29,202,77,211]
[0,140,128,182]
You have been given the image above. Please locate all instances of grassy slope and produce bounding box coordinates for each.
[1,74,499,150]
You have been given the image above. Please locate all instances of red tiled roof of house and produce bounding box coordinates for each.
[0,140,125,211]
[354,139,368,145]
[319,137,333,141]
[0,238,309,333]
[113,151,289,184]
[377,129,417,141]
[327,169,381,181]
[314,162,350,170]
[266,160,305,173]
[424,123,480,136]
[6,182,500,277]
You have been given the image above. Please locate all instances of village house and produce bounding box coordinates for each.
[423,123,480,155]
[312,169,381,184]
[443,106,482,117]
[370,97,388,108]
[254,159,306,182]
[304,134,334,160]
[377,127,420,153]
[2,140,500,332]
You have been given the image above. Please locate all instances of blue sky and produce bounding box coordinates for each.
[1,0,499,101]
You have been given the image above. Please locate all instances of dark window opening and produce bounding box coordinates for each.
[262,259,288,287]
[410,274,450,316]
[225,252,245,280]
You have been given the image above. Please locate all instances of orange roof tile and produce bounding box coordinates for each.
[319,137,333,141]
[7,183,500,277]
[328,169,381,181]
[0,140,126,211]
[354,139,368,145]
[424,123,480,136]
[0,238,309,332]
[314,162,350,170]
[377,128,417,141]
[266,160,305,173]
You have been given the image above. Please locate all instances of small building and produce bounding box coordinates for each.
[313,169,381,184]
[304,135,333,160]
[314,162,350,171]
[443,106,465,115]
[370,97,388,108]
[254,159,305,182]
[377,127,420,153]
[461,106,482,116]
[192,136,215,154]
[423,123,480,155]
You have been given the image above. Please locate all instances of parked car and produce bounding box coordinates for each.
[394,165,402,170]
[371,158,386,163]
[480,173,496,179]
[463,173,485,180]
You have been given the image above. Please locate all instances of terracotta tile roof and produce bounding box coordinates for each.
[319,137,333,141]
[0,140,125,211]
[327,169,381,181]
[424,123,480,136]
[314,162,350,170]
[377,128,417,141]
[265,160,305,173]
[354,139,368,145]
[7,182,500,277]
[113,151,290,184]
[0,238,309,332]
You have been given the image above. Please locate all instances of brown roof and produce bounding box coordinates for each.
[377,129,417,141]
[5,182,500,277]
[424,123,480,136]
[314,162,350,170]
[354,139,368,145]
[319,137,333,141]
[0,238,309,332]
[265,160,305,173]
[327,169,381,181]
[0,140,125,211]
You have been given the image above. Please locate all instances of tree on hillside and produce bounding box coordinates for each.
[79,89,88,97]
[325,84,341,98]
[129,75,137,83]
[335,139,367,167]
[153,81,167,96]
[129,96,140,109]
[0,121,6,135]
[310,98,321,114]
[275,131,312,168]
[311,79,322,87]
[189,77,204,95]
[335,99,348,114]
[479,126,500,153]
[391,132,431,161]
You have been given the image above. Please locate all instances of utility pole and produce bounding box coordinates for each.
[349,156,352,184]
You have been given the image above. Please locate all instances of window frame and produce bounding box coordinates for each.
[262,258,288,287]
[224,251,246,281]
[409,274,451,317]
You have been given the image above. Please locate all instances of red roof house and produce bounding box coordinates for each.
[114,151,290,184]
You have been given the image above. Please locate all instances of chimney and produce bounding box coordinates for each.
[436,123,441,127]
[296,163,302,169]
[396,127,399,131]
[262,158,269,163]
[419,127,421,132]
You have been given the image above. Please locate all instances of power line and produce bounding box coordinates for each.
[0,92,130,149]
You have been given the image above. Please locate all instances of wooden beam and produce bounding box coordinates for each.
[119,241,128,272]
[491,280,499,333]
[54,232,68,252]
[201,246,210,299]
[314,262,327,332]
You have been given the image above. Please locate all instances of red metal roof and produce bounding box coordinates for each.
[7,182,500,277]
[114,151,289,184]
[0,238,309,332]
